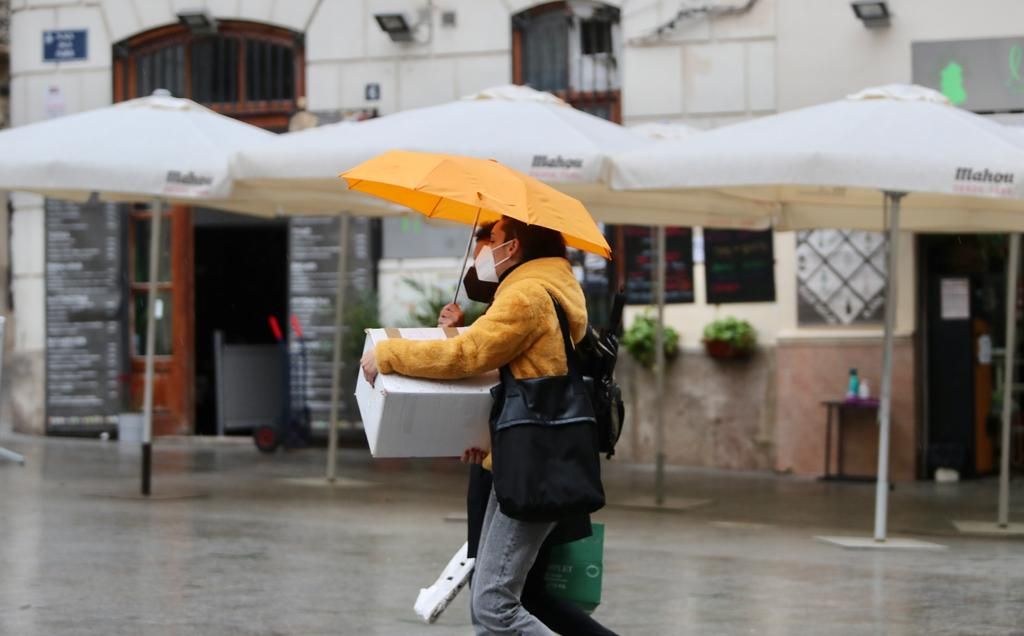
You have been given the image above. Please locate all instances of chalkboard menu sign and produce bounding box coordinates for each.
[619,225,694,304]
[45,198,124,429]
[703,229,776,304]
[288,216,375,429]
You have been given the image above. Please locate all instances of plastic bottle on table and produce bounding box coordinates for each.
[846,368,859,400]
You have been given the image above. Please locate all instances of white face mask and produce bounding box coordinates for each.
[474,239,515,283]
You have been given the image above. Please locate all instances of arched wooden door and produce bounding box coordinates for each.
[113,21,304,434]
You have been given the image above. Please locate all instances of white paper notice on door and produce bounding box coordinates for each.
[940,278,970,320]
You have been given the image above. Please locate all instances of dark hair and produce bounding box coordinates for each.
[475,221,495,242]
[501,217,567,262]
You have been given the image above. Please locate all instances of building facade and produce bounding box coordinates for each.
[6,0,1024,480]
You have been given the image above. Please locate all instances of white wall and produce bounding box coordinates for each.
[620,0,777,128]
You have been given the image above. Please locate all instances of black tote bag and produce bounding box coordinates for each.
[488,296,605,522]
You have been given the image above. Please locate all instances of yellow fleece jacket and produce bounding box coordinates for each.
[376,256,588,381]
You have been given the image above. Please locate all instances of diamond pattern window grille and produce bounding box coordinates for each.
[797,229,888,325]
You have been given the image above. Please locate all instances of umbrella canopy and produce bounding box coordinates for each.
[0,90,274,205]
[341,151,611,258]
[230,85,776,226]
[237,85,645,186]
[612,85,1024,231]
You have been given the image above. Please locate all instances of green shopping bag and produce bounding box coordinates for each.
[544,523,604,613]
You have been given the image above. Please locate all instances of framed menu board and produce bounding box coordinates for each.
[617,225,694,305]
[45,198,125,431]
[703,229,776,304]
[288,216,377,428]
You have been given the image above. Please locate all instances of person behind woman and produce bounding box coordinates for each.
[361,216,604,635]
[440,223,616,636]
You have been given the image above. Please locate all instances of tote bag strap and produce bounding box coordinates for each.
[549,294,585,384]
[497,293,584,392]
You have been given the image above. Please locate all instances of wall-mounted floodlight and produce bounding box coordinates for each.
[177,9,218,35]
[850,1,890,28]
[374,13,414,42]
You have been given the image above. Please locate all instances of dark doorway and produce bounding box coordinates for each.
[919,234,1008,478]
[194,211,288,435]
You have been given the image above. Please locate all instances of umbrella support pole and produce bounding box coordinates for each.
[873,192,904,542]
[654,225,667,506]
[0,317,22,465]
[327,212,352,482]
[999,233,1020,528]
[451,209,482,306]
[141,198,163,496]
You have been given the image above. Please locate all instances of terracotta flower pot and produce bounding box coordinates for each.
[703,339,753,360]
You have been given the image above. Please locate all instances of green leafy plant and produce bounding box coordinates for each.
[342,291,380,363]
[622,313,680,369]
[702,317,757,356]
[402,277,487,327]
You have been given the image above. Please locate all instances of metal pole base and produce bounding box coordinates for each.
[141,442,152,496]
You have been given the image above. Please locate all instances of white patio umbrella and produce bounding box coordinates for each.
[0,90,275,494]
[231,85,776,227]
[0,90,273,204]
[611,84,1024,544]
[233,84,643,193]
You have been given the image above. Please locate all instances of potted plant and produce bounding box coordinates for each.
[622,313,680,369]
[702,317,757,359]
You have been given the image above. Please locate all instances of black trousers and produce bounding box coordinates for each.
[467,464,617,636]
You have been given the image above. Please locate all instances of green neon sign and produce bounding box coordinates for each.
[400,217,422,234]
[1008,44,1024,93]
[940,61,968,105]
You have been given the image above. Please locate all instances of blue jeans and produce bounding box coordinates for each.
[471,488,556,635]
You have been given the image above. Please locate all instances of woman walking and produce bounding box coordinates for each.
[361,216,606,635]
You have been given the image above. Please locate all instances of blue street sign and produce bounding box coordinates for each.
[43,30,88,62]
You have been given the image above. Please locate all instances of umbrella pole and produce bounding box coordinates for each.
[451,209,482,306]
[998,233,1020,528]
[327,211,351,482]
[141,198,163,496]
[873,192,904,542]
[654,225,667,506]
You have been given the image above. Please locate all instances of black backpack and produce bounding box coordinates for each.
[576,290,627,458]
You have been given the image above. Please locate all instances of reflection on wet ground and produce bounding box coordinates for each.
[0,434,1022,635]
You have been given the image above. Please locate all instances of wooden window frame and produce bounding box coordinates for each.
[113,20,305,130]
[511,2,621,123]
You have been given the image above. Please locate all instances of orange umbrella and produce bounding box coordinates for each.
[340,150,611,258]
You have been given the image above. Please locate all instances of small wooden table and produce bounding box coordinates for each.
[821,399,880,481]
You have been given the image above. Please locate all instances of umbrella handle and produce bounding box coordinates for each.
[452,208,482,306]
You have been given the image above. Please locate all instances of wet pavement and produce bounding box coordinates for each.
[0,432,1022,635]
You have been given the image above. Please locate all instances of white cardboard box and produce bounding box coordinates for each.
[355,327,498,458]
